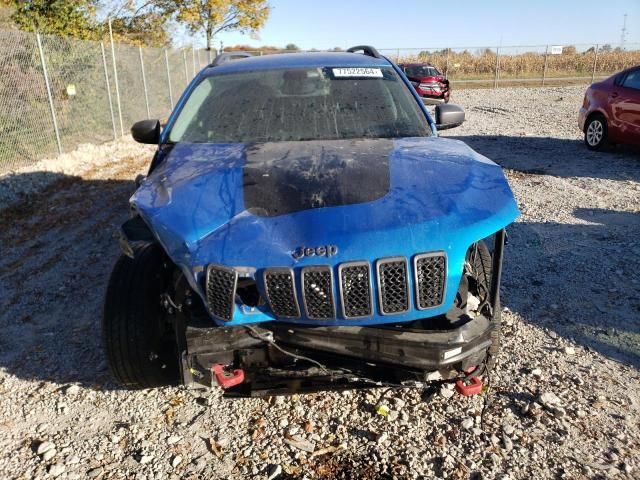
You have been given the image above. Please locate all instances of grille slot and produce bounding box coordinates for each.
[264,268,300,318]
[301,266,335,319]
[205,265,238,321]
[377,257,409,315]
[339,261,373,318]
[414,253,447,309]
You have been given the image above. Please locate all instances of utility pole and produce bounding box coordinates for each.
[620,13,628,50]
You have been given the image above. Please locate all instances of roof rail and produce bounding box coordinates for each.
[210,51,253,67]
[346,45,382,59]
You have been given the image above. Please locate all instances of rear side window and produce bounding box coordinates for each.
[622,69,640,90]
[168,67,431,143]
[404,66,441,77]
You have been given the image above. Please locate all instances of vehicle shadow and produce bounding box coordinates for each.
[503,207,640,368]
[449,134,640,181]
[0,171,638,389]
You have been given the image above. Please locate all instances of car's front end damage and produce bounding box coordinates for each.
[121,136,518,396]
[180,251,504,397]
[414,78,450,102]
[104,49,519,395]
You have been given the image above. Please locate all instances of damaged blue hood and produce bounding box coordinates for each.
[131,136,519,326]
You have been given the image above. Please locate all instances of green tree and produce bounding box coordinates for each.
[176,0,270,51]
[284,43,298,51]
[3,0,99,39]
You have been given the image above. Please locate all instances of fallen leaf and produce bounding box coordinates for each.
[303,420,314,433]
[310,446,337,458]
[164,407,175,424]
[252,426,265,440]
[206,438,223,459]
[282,464,302,475]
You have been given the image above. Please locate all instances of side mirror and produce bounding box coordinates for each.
[435,104,465,130]
[131,119,160,144]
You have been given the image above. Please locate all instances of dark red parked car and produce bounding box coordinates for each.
[579,65,640,150]
[399,63,450,102]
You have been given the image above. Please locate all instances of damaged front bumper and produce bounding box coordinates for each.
[182,311,495,396]
[180,229,506,397]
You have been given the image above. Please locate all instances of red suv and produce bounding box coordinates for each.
[579,65,640,150]
[399,63,450,103]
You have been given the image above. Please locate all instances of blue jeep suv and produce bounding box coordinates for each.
[103,46,519,395]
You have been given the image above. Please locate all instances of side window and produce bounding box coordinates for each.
[614,73,625,86]
[621,69,640,90]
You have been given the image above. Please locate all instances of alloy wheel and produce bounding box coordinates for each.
[586,119,604,146]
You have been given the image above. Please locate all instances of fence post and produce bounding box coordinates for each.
[165,49,174,110]
[445,48,449,80]
[108,19,124,136]
[138,46,150,118]
[101,42,117,140]
[192,47,197,76]
[183,49,189,84]
[396,48,400,62]
[36,33,62,155]
[591,44,599,84]
[542,45,549,86]
[494,47,500,89]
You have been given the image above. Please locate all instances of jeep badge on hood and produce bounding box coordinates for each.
[292,245,338,260]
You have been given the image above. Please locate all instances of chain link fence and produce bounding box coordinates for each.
[2,34,640,174]
[378,43,640,88]
[0,28,211,175]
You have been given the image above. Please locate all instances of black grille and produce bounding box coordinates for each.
[339,262,373,318]
[302,267,335,319]
[205,265,238,321]
[377,258,409,314]
[264,269,300,318]
[414,253,446,309]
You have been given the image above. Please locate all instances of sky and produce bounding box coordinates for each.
[197,0,639,51]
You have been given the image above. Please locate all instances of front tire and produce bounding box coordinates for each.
[466,241,501,370]
[584,114,609,150]
[102,243,180,389]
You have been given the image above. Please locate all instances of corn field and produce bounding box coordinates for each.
[379,44,640,85]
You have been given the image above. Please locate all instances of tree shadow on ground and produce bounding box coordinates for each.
[0,172,136,390]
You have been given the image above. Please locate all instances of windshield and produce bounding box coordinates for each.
[168,66,431,143]
[404,66,441,77]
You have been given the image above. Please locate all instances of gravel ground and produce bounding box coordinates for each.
[1,85,639,480]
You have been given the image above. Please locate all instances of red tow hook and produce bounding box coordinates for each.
[455,376,483,396]
[455,367,483,396]
[212,364,245,389]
